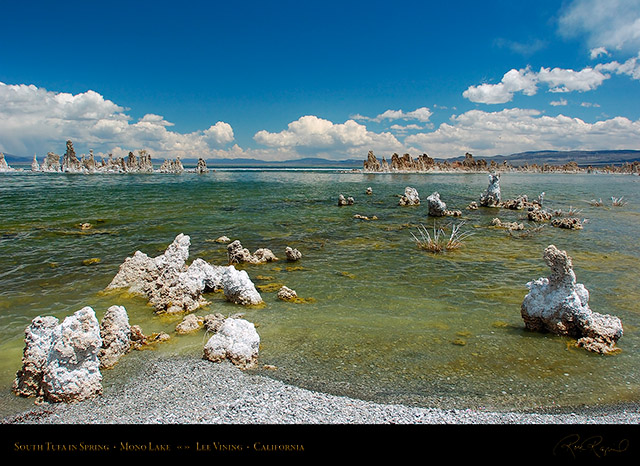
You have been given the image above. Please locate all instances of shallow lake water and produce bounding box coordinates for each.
[1,167,638,417]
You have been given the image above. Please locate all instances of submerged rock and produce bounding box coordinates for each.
[528,210,553,222]
[175,314,204,334]
[277,285,298,301]
[337,194,355,206]
[399,187,420,206]
[227,240,278,265]
[521,245,623,354]
[353,214,378,220]
[479,173,501,207]
[285,246,302,261]
[551,217,583,230]
[203,318,260,369]
[491,218,524,230]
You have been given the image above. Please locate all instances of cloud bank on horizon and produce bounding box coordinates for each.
[1,0,639,161]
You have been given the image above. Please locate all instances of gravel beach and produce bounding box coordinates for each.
[3,352,639,425]
[3,352,639,461]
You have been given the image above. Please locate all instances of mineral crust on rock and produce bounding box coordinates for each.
[12,316,59,398]
[551,217,583,230]
[479,173,501,207]
[227,240,278,265]
[195,158,209,174]
[203,318,260,369]
[106,234,210,314]
[42,307,103,402]
[521,245,623,354]
[399,187,420,206]
[491,218,524,230]
[285,246,302,261]
[98,305,131,369]
[0,153,13,171]
[426,192,460,216]
[528,210,553,222]
[41,152,61,172]
[427,192,447,216]
[13,307,104,403]
[338,194,355,206]
[222,266,263,305]
[159,157,184,173]
[175,314,204,334]
[277,286,298,301]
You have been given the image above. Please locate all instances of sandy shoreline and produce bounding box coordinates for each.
[3,352,639,425]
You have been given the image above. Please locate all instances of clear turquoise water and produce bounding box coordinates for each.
[1,167,639,417]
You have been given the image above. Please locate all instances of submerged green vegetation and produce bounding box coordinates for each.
[0,168,638,416]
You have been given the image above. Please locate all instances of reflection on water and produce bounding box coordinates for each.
[0,169,639,416]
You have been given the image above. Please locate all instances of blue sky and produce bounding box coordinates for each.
[1,0,639,161]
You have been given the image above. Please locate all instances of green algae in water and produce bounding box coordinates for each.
[0,170,639,416]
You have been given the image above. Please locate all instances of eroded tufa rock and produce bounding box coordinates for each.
[399,187,420,206]
[222,266,263,306]
[337,194,355,206]
[98,305,131,369]
[227,240,278,265]
[203,318,260,369]
[285,246,302,261]
[13,307,104,403]
[277,286,298,301]
[521,245,623,354]
[175,314,204,334]
[479,172,501,207]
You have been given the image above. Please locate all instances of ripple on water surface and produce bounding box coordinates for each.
[0,170,639,415]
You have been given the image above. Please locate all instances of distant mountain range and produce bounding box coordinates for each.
[3,149,640,168]
[443,150,640,167]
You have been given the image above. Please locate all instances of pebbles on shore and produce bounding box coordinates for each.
[3,354,639,425]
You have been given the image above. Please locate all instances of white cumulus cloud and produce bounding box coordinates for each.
[253,115,403,158]
[463,64,614,103]
[559,0,640,52]
[463,68,539,104]
[352,107,433,123]
[405,108,640,158]
[0,82,235,158]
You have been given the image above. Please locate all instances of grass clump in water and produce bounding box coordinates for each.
[411,222,474,253]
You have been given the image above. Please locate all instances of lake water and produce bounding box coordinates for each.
[1,167,638,418]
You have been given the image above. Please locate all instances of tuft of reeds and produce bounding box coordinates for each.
[611,196,627,207]
[588,198,604,206]
[553,206,583,217]
[411,222,474,253]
